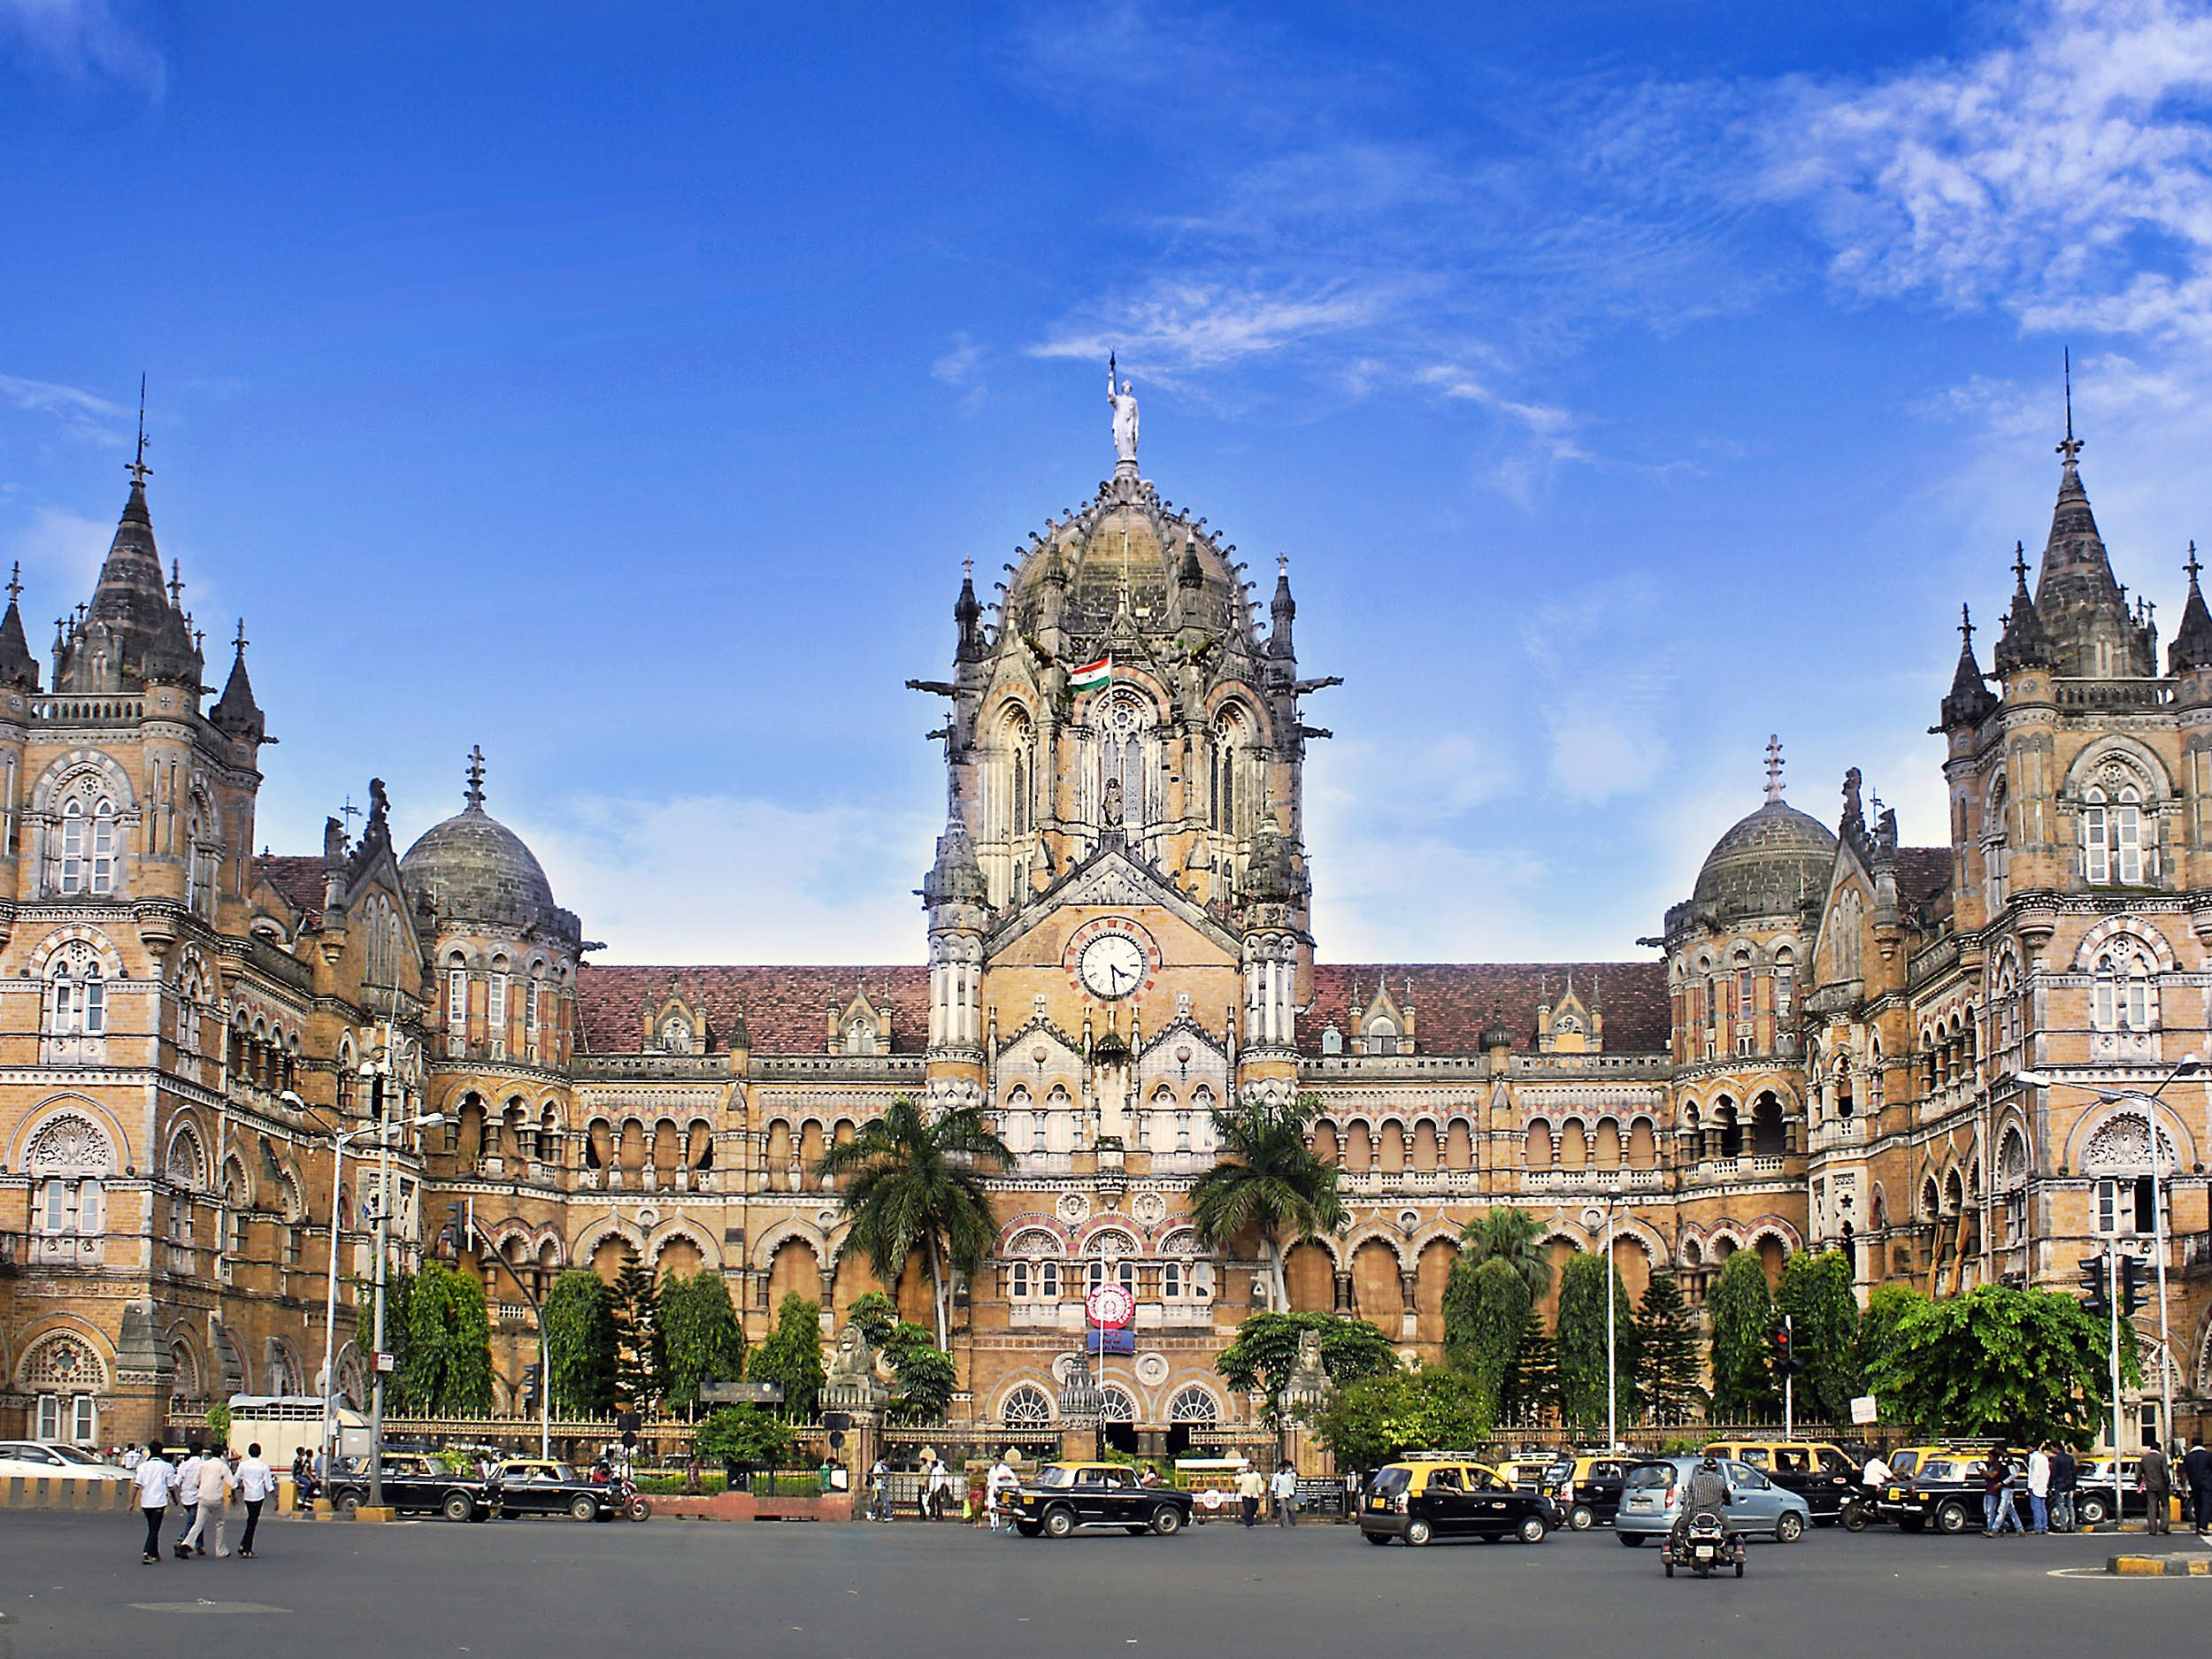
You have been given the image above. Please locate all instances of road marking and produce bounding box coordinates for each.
[128,1601,290,1614]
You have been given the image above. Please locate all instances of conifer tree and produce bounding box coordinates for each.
[609,1247,666,1409]
[1632,1272,1704,1425]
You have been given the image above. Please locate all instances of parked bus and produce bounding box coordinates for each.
[226,1395,370,1464]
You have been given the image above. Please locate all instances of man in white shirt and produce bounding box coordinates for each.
[2027,1444,2052,1534]
[987,1454,1018,1533]
[182,1448,236,1558]
[1270,1461,1300,1527]
[235,1442,276,1559]
[120,1445,143,1472]
[172,1446,205,1557]
[134,1442,175,1563]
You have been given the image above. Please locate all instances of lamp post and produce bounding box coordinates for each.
[359,1020,426,1513]
[2015,1056,2199,1468]
[1583,1183,1624,1451]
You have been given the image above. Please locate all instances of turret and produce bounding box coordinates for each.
[954,560,987,664]
[1939,605,1997,731]
[0,565,39,695]
[1267,556,1295,661]
[209,619,267,747]
[2034,413,2151,679]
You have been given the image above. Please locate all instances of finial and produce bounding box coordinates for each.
[2013,540,2029,585]
[2189,541,2202,589]
[1278,553,1287,578]
[339,795,362,829]
[191,627,203,654]
[1959,603,1973,648]
[1763,734,1785,804]
[2057,349,2083,468]
[231,618,248,657]
[127,374,151,488]
[6,564,19,606]
[168,559,184,607]
[962,557,973,580]
[464,744,487,811]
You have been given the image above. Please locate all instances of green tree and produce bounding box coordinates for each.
[609,1247,666,1409]
[1215,1310,1400,1418]
[1190,1093,1347,1311]
[815,1096,1014,1348]
[541,1269,618,1417]
[1777,1250,1861,1422]
[396,1260,494,1417]
[1459,1206,1555,1301]
[1855,1284,1929,1423]
[376,1265,415,1400]
[1865,1284,2136,1444]
[1442,1256,1532,1414]
[1500,1307,1557,1425]
[1632,1273,1704,1425]
[847,1293,957,1423]
[660,1270,748,1417]
[695,1403,797,1471]
[751,1293,826,1422]
[1555,1252,1636,1432]
[1707,1250,1779,1420]
[1314,1367,1490,1469]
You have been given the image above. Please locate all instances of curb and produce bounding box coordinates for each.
[2108,1555,2212,1575]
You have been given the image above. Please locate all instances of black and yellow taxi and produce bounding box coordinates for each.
[1541,1454,1641,1530]
[1873,1443,2001,1534]
[1704,1440,1863,1523]
[1007,1462,1194,1539]
[1359,1456,1556,1547]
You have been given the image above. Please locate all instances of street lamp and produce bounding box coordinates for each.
[1582,1182,1624,1451]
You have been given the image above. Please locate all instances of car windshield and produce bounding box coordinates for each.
[1625,1464,1677,1491]
[1370,1468,1411,1498]
[1036,1467,1077,1489]
[47,1446,106,1466]
[1922,1461,1962,1481]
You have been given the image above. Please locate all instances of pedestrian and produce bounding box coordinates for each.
[1981,1449,2022,1536]
[868,1456,891,1522]
[929,1457,956,1521]
[134,1441,175,1564]
[172,1443,205,1557]
[2184,1440,2212,1534]
[682,1453,701,1496]
[818,1455,836,1496]
[2027,1443,2051,1534]
[183,1446,236,1558]
[120,1444,144,1473]
[1270,1460,1299,1528]
[1234,1459,1264,1528]
[2141,1440,2173,1535]
[2050,1443,2077,1532]
[235,1442,274,1559]
[987,1451,1018,1534]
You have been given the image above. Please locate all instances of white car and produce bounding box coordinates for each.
[0,1441,133,1481]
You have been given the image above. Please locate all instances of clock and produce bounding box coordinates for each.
[1079,933,1146,1000]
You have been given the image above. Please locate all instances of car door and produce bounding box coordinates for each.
[1725,1462,1782,1534]
[1420,1466,1468,1534]
[1585,1461,1628,1520]
[1465,1464,1520,1535]
[1073,1467,1116,1525]
[1805,1448,1857,1517]
[501,1463,550,1514]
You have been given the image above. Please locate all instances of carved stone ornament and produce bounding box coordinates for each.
[2084,1113,2179,1176]
[1131,1190,1167,1227]
[27,1113,112,1176]
[1057,1192,1091,1226]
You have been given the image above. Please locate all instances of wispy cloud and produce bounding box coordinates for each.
[1030,280,1398,378]
[931,331,987,414]
[0,0,163,96]
[0,372,127,442]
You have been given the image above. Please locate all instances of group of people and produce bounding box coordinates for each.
[2130,1440,2212,1535]
[129,1440,278,1564]
[1232,1460,1303,1527]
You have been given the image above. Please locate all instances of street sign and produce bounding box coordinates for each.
[1085,1283,1135,1329]
[1849,1394,1878,1426]
[701,1381,785,1406]
[373,1351,395,1373]
[1087,1327,1135,1356]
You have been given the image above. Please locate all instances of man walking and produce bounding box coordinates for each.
[2184,1440,2212,1534]
[2141,1440,2173,1535]
[183,1447,236,1558]
[1234,1459,1264,1528]
[2027,1444,2051,1534]
[1982,1449,2023,1536]
[1270,1460,1299,1528]
[172,1444,204,1557]
[2050,1444,2078,1532]
[134,1441,174,1564]
[235,1442,274,1559]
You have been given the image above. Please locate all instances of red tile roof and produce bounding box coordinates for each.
[253,855,328,924]
[1897,846,1952,908]
[1309,961,1669,1056]
[574,964,931,1056]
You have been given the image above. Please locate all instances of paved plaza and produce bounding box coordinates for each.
[0,1512,2200,1658]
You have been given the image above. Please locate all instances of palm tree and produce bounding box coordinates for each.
[1190,1092,1346,1311]
[814,1095,1013,1349]
[1460,1205,1555,1300]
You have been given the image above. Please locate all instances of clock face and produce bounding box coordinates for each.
[1079,934,1147,1000]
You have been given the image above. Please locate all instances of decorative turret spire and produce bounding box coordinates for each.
[0,562,37,695]
[1267,554,1295,659]
[1940,603,1997,728]
[2032,367,2149,677]
[208,618,265,742]
[1993,541,2055,674]
[1763,734,1786,804]
[2170,542,2212,672]
[464,744,488,810]
[954,558,986,663]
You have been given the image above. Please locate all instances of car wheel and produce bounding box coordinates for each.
[335,1491,360,1517]
[1017,1521,1042,1537]
[1775,1511,1806,1543]
[1568,1504,1594,1531]
[1151,1505,1183,1536]
[1898,1517,1924,1533]
[570,1495,598,1522]
[2078,1495,2108,1527]
[1617,1532,1646,1547]
[1042,1506,1076,1540]
[1734,1562,1744,1578]
[442,1492,473,1523]
[1517,1515,1547,1544]
[1664,1563,1674,1577]
[1363,1530,1391,1546]
[1932,1501,1967,1536]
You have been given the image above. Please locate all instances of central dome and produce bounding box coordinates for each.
[398,756,575,944]
[1690,799,1837,924]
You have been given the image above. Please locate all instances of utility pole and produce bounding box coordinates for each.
[1783,1312,1794,1442]
[2108,1249,2124,1528]
[368,1056,391,1513]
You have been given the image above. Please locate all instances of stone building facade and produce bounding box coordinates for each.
[1,393,2202,1453]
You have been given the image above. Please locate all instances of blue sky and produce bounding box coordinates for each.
[4,0,2212,965]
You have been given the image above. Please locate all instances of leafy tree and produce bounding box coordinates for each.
[1777,1250,1861,1422]
[695,1403,796,1471]
[1190,1093,1347,1311]
[1855,1283,1929,1422]
[1314,1367,1491,1470]
[1865,1284,2137,1444]
[1555,1252,1636,1431]
[1500,1306,1557,1425]
[1632,1273,1704,1425]
[1215,1310,1400,1418]
[750,1293,826,1421]
[1442,1256,1531,1414]
[609,1248,666,1409]
[1459,1206,1555,1300]
[205,1402,231,1444]
[1707,1249,1779,1420]
[660,1270,748,1417]
[816,1096,1014,1348]
[375,1265,415,1400]
[847,1293,956,1423]
[541,1269,618,1417]
[395,1260,494,1417]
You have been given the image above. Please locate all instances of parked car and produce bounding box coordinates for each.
[2077,1458,2155,1526]
[488,1458,627,1521]
[1875,1452,1998,1535]
[0,1441,132,1482]
[325,1452,488,1521]
[1704,1440,1863,1523]
[1542,1455,1642,1530]
[1612,1457,1811,1546]
[1357,1457,1556,1547]
[1007,1463,1194,1538]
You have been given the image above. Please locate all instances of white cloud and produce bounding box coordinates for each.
[931,332,987,414]
[0,0,163,95]
[1029,280,1396,379]
[4,505,110,603]
[0,372,127,443]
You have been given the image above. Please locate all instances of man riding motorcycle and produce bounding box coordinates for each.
[1670,1454,1734,1553]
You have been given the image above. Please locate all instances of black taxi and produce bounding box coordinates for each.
[1008,1463,1194,1539]
[1704,1440,1863,1523]
[326,1452,489,1521]
[1543,1454,1641,1530]
[1360,1456,1556,1547]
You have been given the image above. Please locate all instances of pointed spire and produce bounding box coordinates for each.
[1177,533,1203,589]
[1763,734,1786,804]
[1267,554,1295,659]
[1941,603,1997,727]
[2170,542,2212,672]
[209,618,265,743]
[58,426,203,693]
[464,745,487,811]
[2032,367,2148,676]
[954,557,986,663]
[0,563,37,695]
[1994,541,2055,674]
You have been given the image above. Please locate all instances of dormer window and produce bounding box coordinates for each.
[842,1018,877,1056]
[1364,1017,1399,1056]
[660,1016,694,1055]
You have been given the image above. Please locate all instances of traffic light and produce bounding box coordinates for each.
[439,1201,469,1258]
[2078,1256,2112,1318]
[2117,1254,2146,1318]
[521,1363,541,1409]
[1771,1323,1803,1376]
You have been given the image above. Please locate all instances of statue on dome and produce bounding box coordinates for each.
[1108,352,1139,465]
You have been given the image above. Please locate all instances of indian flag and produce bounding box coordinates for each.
[1070,653,1112,695]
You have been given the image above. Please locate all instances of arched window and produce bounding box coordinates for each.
[1167,1386,1219,1425]
[1212,710,1248,833]
[1001,1384,1055,1427]
[2082,783,2146,886]
[486,956,509,1055]
[1101,1386,1138,1424]
[2092,941,2152,1033]
[23,1333,104,1445]
[1096,690,1153,833]
[1985,774,2010,907]
[44,944,107,1056]
[1085,1231,1139,1296]
[1364,1017,1399,1057]
[842,1018,877,1056]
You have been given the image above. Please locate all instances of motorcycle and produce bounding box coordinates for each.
[1839,1492,1876,1532]
[611,1472,651,1522]
[1663,1509,1746,1578]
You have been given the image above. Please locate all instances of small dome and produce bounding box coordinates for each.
[398,750,572,941]
[1690,800,1836,924]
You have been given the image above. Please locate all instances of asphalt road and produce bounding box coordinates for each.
[0,1510,2201,1659]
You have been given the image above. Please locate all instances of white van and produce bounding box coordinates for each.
[225,1395,370,1463]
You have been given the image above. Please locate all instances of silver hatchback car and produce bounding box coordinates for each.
[1613,1455,1812,1546]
